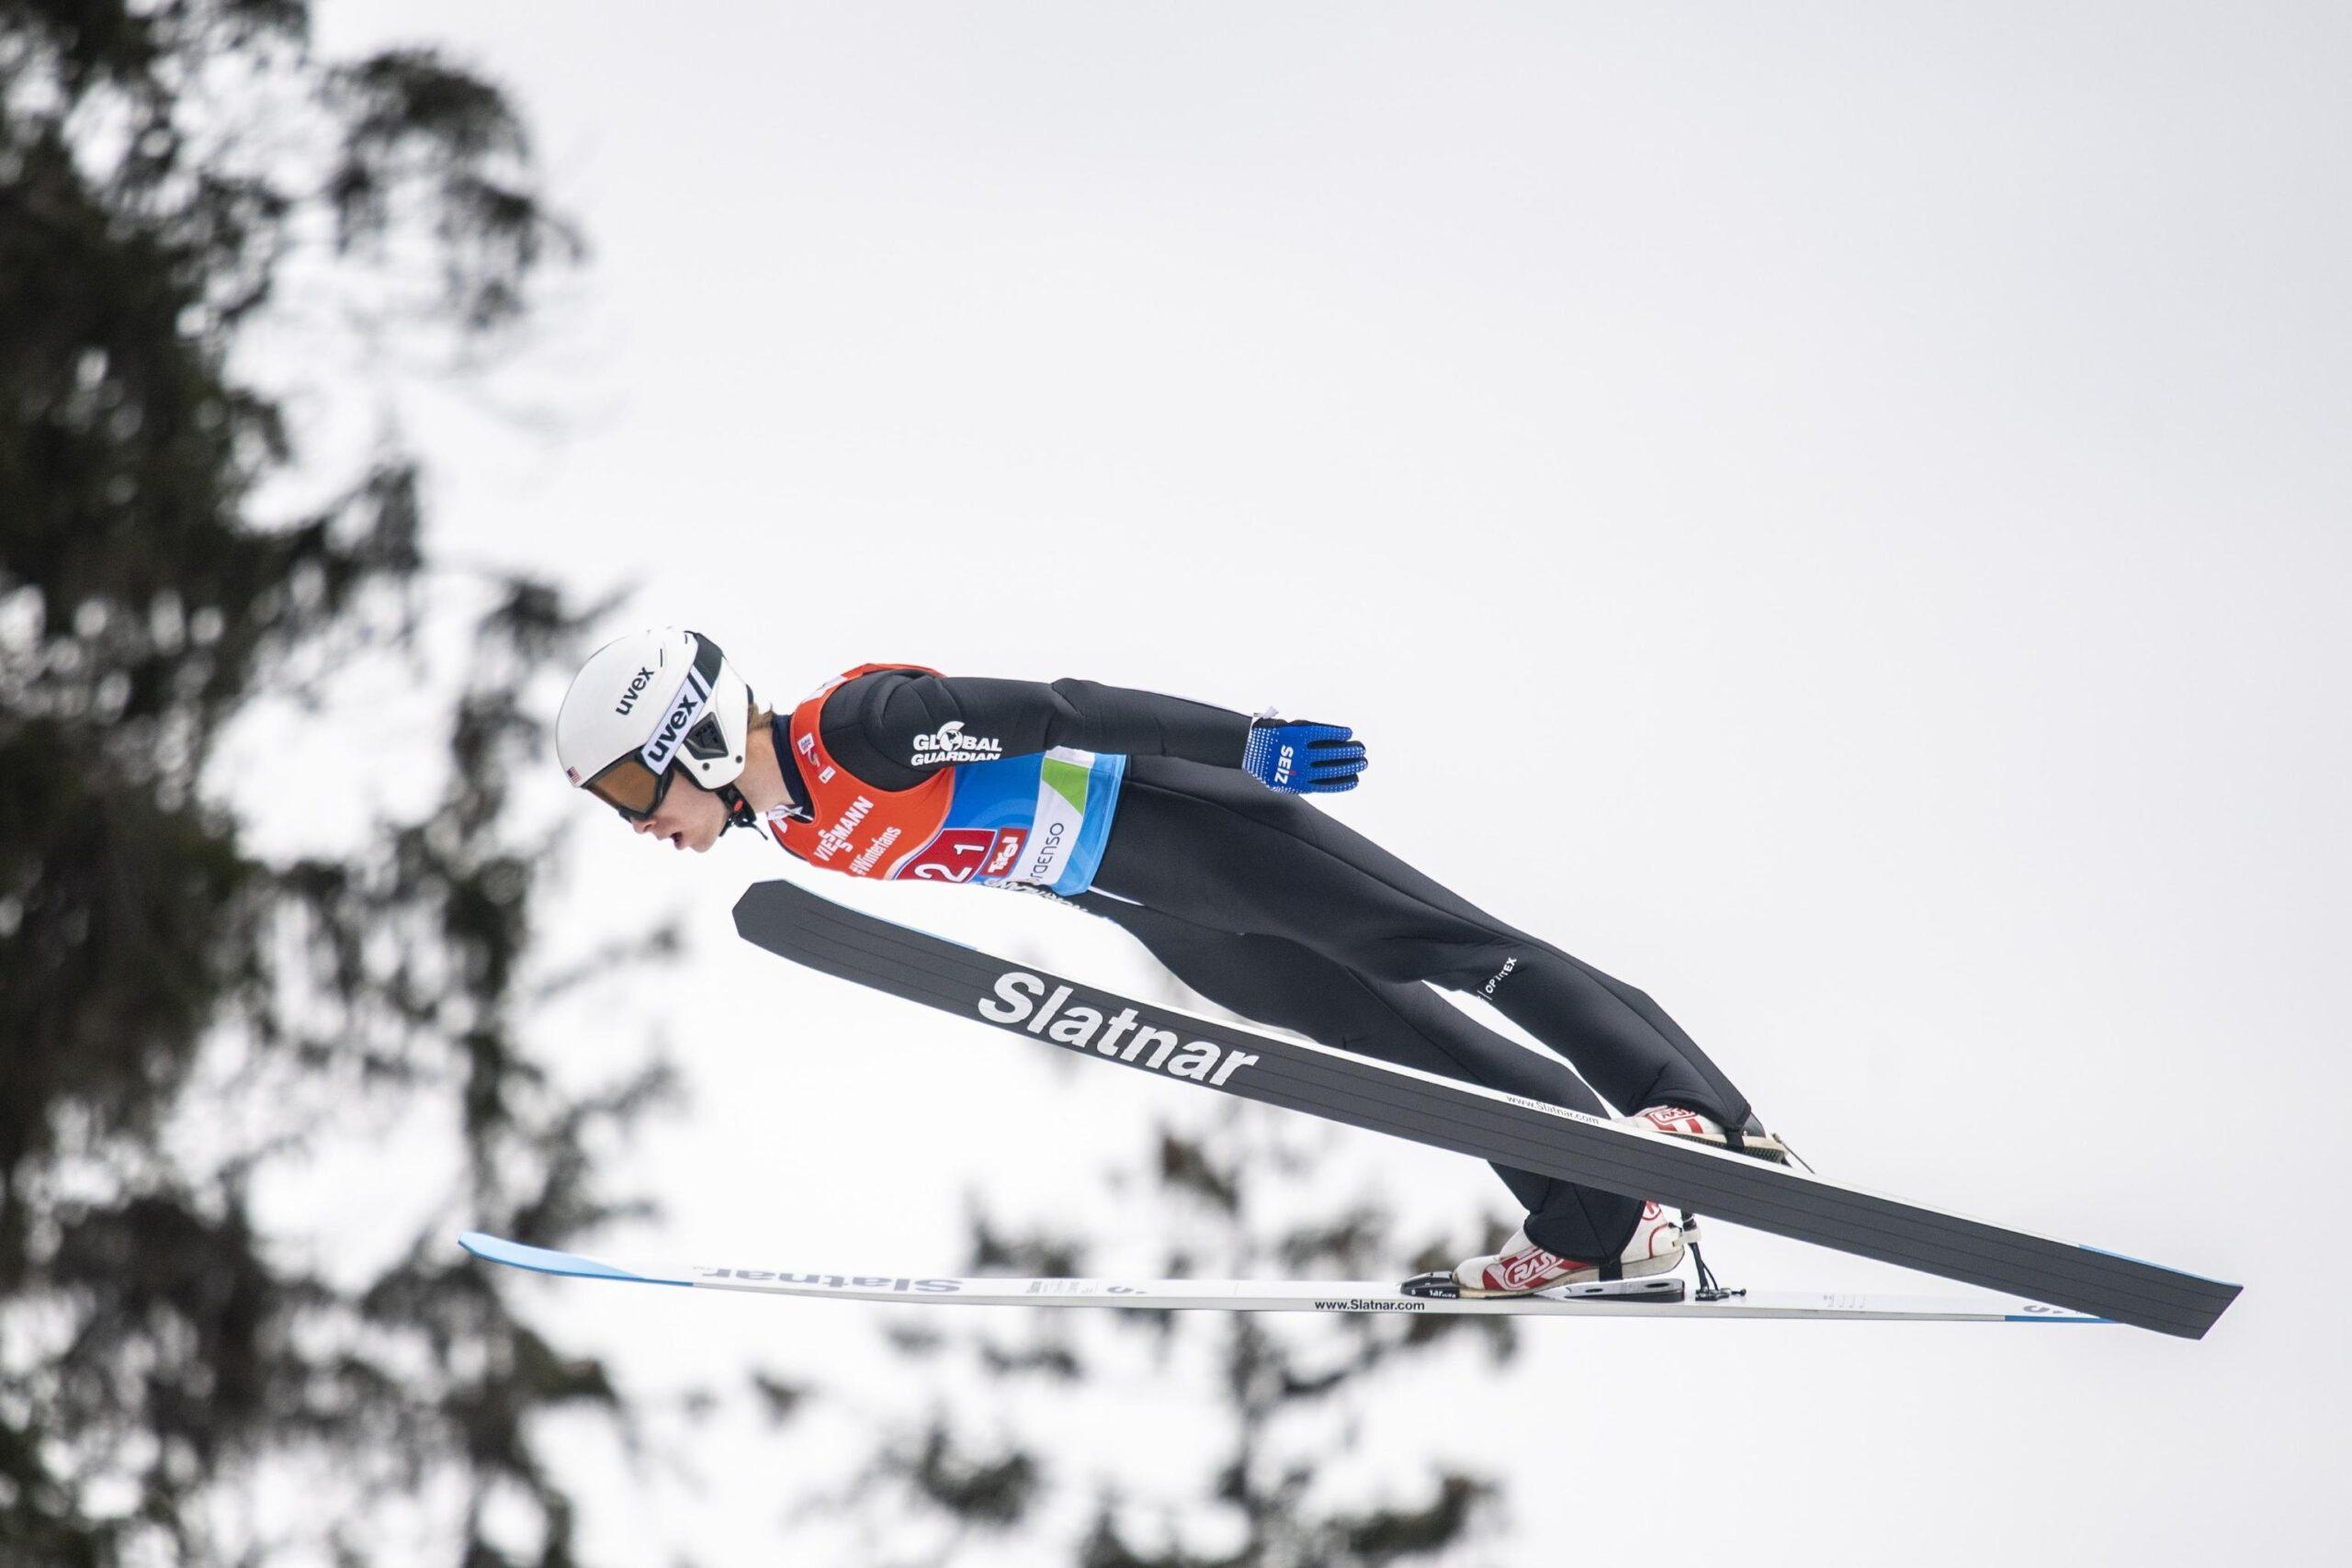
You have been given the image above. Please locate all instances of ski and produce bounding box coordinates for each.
[459,1232,2109,1324]
[730,878,2241,1339]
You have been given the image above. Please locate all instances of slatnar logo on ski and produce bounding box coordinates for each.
[910,720,1002,767]
[978,972,1260,1086]
[1314,1297,1426,1313]
[693,1267,962,1293]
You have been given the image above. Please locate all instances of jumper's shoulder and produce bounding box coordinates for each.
[814,667,962,792]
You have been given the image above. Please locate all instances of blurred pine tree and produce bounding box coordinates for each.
[0,6,673,1562]
[797,1103,1521,1568]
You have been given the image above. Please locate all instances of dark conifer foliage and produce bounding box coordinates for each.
[1,5,656,1562]
[815,1108,1518,1567]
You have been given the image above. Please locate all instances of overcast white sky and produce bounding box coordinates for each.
[256,3,2350,1561]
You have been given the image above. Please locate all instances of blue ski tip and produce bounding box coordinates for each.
[2079,1244,2241,1291]
[2005,1314,2112,1324]
[458,1231,691,1286]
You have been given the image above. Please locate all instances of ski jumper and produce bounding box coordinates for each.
[767,665,1758,1262]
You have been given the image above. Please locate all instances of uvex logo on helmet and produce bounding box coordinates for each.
[613,666,657,716]
[639,666,713,771]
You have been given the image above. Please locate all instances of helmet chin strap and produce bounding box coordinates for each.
[712,712,801,836]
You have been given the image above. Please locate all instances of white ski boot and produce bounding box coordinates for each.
[1446,1201,1688,1299]
[1629,1104,1793,1165]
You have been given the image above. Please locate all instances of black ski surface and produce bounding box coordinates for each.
[732,878,2239,1338]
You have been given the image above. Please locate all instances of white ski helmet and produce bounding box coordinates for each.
[557,627,757,823]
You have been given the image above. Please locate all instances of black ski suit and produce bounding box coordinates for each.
[795,669,1761,1262]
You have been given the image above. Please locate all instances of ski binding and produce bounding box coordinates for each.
[1400,1271,1688,1303]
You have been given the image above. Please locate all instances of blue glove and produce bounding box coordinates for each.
[1243,714,1368,794]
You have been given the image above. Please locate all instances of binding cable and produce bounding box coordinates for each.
[1682,1214,1745,1303]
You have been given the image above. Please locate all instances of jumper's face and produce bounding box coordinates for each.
[629,773,728,853]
